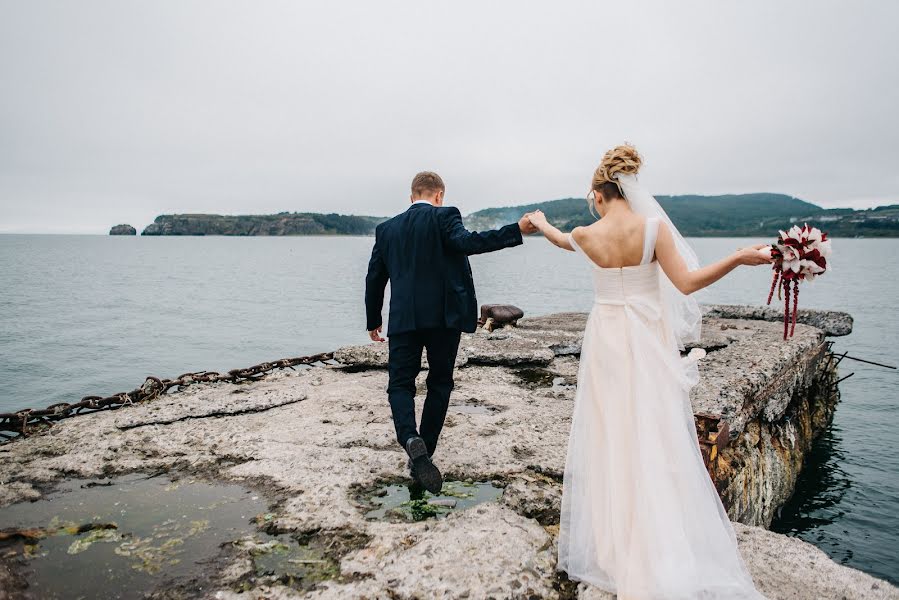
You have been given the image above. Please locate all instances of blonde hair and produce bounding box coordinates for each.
[591,143,642,194]
[586,144,642,217]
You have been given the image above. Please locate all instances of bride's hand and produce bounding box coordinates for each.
[736,244,774,266]
[528,210,548,229]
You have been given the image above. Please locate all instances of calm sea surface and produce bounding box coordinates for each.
[1,234,897,583]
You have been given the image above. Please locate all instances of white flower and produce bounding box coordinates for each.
[784,259,801,273]
[778,244,800,262]
[799,259,825,276]
[806,227,823,243]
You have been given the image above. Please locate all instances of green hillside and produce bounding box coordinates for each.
[464,194,899,237]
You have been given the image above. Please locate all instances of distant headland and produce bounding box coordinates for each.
[140,212,382,236]
[466,194,899,238]
[119,194,899,237]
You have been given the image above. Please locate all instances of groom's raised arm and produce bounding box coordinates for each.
[365,225,389,332]
[438,206,523,256]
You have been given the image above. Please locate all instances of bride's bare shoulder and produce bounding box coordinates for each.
[571,223,600,243]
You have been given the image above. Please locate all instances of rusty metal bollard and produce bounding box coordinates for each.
[478,304,524,332]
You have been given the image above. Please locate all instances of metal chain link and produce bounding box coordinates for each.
[0,351,335,441]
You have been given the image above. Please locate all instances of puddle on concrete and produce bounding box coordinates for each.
[514,368,571,390]
[363,480,503,522]
[0,474,333,598]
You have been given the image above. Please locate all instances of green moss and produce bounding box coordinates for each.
[363,480,503,522]
[66,528,122,555]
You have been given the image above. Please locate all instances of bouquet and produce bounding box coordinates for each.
[764,224,832,339]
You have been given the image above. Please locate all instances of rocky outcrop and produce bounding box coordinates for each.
[140,213,383,236]
[108,224,136,235]
[1,309,893,599]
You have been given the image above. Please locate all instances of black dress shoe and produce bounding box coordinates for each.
[407,453,435,475]
[405,436,443,494]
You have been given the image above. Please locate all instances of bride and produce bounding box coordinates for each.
[527,144,771,599]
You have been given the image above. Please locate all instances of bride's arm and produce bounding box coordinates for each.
[656,222,771,295]
[527,210,574,251]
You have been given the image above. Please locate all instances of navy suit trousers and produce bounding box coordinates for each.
[387,328,462,456]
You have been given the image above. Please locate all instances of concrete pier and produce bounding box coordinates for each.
[1,307,895,599]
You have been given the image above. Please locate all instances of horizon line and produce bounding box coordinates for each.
[2,195,896,236]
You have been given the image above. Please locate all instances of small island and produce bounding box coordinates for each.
[108,224,136,235]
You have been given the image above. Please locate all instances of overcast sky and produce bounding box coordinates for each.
[1,1,897,233]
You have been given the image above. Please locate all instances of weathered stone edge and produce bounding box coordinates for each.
[702,303,853,336]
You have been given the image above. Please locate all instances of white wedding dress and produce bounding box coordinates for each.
[558,218,764,599]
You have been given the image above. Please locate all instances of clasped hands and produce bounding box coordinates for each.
[518,210,547,234]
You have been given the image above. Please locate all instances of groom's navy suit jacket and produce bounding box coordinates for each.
[365,203,523,336]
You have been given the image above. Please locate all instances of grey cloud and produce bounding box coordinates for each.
[1,0,897,233]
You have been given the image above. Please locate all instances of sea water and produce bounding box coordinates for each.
[1,234,896,583]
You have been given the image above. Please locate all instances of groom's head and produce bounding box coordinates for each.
[410,171,445,206]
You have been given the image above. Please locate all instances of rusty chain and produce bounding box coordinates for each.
[0,351,335,441]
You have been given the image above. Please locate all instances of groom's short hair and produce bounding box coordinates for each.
[411,171,445,197]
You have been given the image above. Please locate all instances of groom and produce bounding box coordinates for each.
[365,171,536,493]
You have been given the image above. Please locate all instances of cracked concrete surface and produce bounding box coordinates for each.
[1,309,895,599]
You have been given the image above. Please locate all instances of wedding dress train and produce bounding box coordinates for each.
[558,218,764,599]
